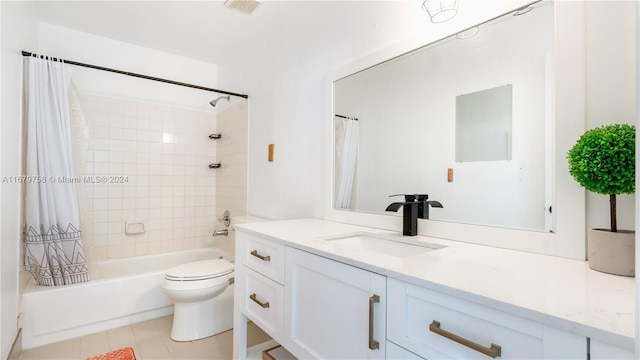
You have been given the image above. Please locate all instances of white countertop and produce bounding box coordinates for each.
[235,218,635,350]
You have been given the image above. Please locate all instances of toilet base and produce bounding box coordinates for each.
[170,284,234,341]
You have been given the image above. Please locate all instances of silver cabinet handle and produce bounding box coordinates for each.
[250,250,270,262]
[429,320,502,358]
[368,294,380,350]
[249,293,270,308]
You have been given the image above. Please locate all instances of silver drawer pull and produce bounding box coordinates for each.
[250,250,271,262]
[429,320,502,358]
[368,294,380,350]
[249,293,270,308]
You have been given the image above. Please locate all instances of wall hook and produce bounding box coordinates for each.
[209,133,222,139]
[209,163,221,169]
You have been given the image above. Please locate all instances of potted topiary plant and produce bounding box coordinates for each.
[567,123,635,276]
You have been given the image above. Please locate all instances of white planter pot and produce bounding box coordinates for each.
[587,228,635,277]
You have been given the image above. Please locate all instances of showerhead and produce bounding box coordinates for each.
[209,95,230,107]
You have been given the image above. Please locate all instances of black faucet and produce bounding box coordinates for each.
[385,201,419,236]
[415,194,444,220]
[386,194,443,236]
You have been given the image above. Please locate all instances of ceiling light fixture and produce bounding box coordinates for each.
[513,5,534,16]
[422,0,459,23]
[455,26,479,40]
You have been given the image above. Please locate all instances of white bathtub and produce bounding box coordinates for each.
[21,247,233,349]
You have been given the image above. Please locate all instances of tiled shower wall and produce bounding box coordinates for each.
[77,94,246,264]
[214,101,249,256]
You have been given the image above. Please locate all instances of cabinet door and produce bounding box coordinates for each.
[284,247,386,360]
[240,267,284,343]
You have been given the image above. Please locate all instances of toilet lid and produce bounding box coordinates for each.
[165,259,234,281]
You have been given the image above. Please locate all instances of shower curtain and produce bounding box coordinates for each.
[335,117,359,209]
[22,56,89,286]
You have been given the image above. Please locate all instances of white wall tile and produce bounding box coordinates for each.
[94,198,108,211]
[93,235,108,247]
[108,163,123,175]
[123,117,137,129]
[123,129,137,141]
[79,94,245,261]
[109,128,123,140]
[94,162,109,174]
[93,223,108,236]
[122,141,137,153]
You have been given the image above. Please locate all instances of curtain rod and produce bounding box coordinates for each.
[335,114,358,121]
[21,50,249,99]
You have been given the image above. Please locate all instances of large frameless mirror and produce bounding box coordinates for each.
[333,1,554,232]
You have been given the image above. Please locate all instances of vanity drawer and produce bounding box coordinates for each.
[387,279,543,360]
[237,232,285,284]
[241,266,284,343]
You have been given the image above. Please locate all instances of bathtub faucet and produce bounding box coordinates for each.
[213,229,229,237]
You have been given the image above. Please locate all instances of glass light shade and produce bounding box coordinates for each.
[455,26,479,40]
[422,0,459,23]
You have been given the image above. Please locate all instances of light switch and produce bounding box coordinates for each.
[447,168,454,182]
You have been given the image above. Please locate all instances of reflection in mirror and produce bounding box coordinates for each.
[334,1,553,232]
[335,115,359,209]
[456,84,512,162]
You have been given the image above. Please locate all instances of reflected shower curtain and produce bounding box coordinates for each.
[23,56,89,286]
[335,117,359,209]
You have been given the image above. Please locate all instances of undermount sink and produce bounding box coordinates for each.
[324,233,445,258]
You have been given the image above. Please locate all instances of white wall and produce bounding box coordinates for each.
[37,22,219,112]
[0,2,40,358]
[585,1,637,231]
[218,62,327,220]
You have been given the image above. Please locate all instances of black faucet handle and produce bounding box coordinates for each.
[389,194,430,201]
[386,202,406,212]
[389,194,417,202]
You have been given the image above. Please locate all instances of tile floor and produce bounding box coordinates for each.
[19,315,271,360]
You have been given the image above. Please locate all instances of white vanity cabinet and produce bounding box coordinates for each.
[387,278,587,360]
[284,247,386,360]
[234,231,286,357]
[234,220,632,360]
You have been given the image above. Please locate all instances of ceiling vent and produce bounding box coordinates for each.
[224,0,261,15]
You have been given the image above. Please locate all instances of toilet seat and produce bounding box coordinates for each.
[165,259,234,282]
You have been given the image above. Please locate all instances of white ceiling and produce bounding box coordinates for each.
[33,1,427,69]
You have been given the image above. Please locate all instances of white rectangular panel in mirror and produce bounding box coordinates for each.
[456,84,512,162]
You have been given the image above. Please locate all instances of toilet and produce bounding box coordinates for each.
[162,258,235,341]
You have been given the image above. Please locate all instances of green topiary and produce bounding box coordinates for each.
[567,123,635,232]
